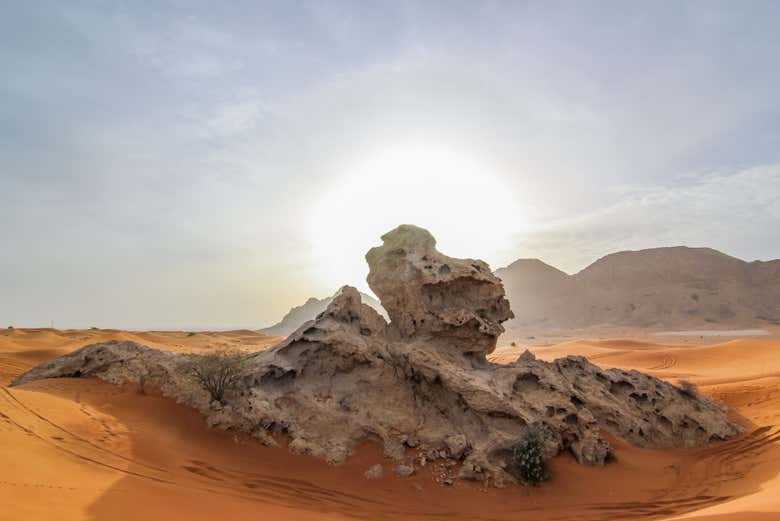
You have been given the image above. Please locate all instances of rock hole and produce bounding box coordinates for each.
[609,381,635,395]
[512,373,542,393]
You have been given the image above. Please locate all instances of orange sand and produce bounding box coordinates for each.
[2,327,780,520]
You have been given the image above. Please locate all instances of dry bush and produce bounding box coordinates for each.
[678,379,698,397]
[179,350,249,403]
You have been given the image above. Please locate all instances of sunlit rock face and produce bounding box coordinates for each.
[13,225,742,486]
[366,224,513,356]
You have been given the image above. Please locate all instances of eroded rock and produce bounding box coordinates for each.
[12,225,742,486]
[444,434,469,459]
[366,224,513,355]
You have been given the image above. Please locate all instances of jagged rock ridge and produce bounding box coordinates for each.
[13,225,741,485]
[258,291,387,337]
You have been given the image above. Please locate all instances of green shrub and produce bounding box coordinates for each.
[508,427,549,485]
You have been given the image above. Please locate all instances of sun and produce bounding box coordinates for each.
[305,143,524,292]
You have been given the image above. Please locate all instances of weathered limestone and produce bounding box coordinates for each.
[366,224,513,355]
[12,225,742,486]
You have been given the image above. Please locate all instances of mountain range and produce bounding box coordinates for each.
[260,246,780,337]
[497,246,780,333]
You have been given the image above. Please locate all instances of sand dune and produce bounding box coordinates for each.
[3,328,780,520]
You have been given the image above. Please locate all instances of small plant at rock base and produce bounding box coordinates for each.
[510,341,517,347]
[508,427,549,485]
[179,350,248,404]
[678,379,698,397]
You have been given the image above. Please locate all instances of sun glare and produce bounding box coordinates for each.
[306,144,524,292]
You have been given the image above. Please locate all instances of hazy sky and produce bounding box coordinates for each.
[2,1,779,329]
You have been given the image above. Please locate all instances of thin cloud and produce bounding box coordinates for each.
[518,165,780,274]
[2,2,780,328]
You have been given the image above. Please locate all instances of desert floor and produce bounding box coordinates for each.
[2,328,780,520]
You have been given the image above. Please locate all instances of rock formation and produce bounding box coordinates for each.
[366,224,513,354]
[258,291,387,337]
[12,224,742,485]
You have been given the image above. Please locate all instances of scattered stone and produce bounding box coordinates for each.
[402,435,419,448]
[444,434,469,459]
[394,464,415,477]
[364,464,383,480]
[383,439,405,460]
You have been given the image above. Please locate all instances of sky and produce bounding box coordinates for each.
[2,1,779,330]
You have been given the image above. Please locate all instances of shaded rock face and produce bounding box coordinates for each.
[366,224,513,355]
[258,290,387,337]
[13,225,742,486]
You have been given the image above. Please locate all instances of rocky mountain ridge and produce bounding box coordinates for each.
[497,246,780,333]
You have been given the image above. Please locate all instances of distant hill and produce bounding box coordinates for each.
[259,291,388,337]
[495,246,780,332]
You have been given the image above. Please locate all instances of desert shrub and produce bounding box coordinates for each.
[510,342,517,347]
[179,350,248,403]
[187,332,196,337]
[678,380,698,397]
[508,427,549,485]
